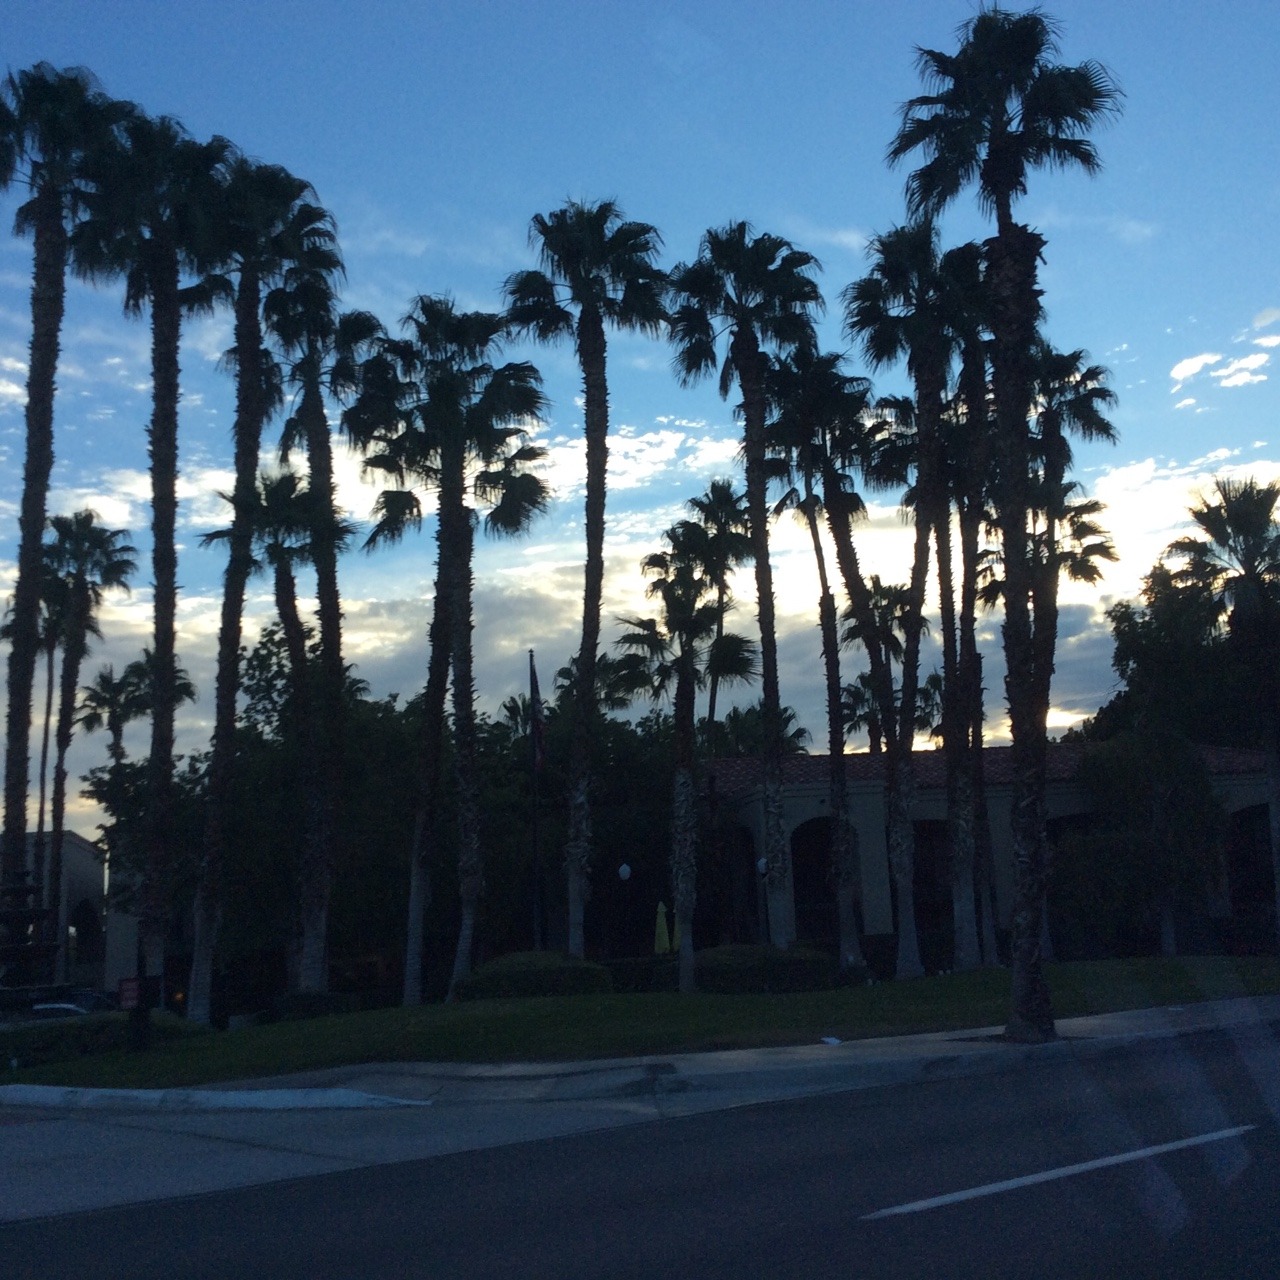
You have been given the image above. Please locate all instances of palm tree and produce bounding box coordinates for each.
[79,662,147,769]
[504,199,666,958]
[272,271,383,988]
[618,522,756,992]
[668,222,822,947]
[718,702,812,757]
[189,164,337,1025]
[353,296,549,999]
[1165,476,1280,943]
[42,511,136,978]
[766,348,873,971]
[684,480,754,754]
[845,218,979,974]
[0,64,131,907]
[890,7,1120,1040]
[75,109,230,1009]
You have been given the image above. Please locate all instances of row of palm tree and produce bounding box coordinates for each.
[1,9,1121,1038]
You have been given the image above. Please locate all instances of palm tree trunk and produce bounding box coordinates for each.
[986,223,1055,1042]
[3,191,66,904]
[672,662,699,993]
[273,556,330,994]
[805,501,863,971]
[33,640,57,914]
[47,604,88,982]
[705,584,727,751]
[937,502,980,972]
[142,240,183,1022]
[564,307,609,957]
[191,270,266,1022]
[737,334,792,946]
[300,372,345,981]
[447,499,483,999]
[402,535,454,1004]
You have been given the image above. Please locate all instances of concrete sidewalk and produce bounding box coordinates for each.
[3,994,1279,1223]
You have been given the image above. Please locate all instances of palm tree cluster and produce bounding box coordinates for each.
[1,9,1123,1039]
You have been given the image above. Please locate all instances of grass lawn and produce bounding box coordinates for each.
[9,954,1280,1091]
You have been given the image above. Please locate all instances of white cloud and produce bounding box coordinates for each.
[1253,335,1280,349]
[0,378,23,406]
[1253,307,1280,330]
[1211,352,1269,387]
[1174,397,1196,410]
[1169,352,1221,383]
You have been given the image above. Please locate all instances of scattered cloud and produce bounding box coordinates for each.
[1174,397,1196,410]
[1169,352,1221,384]
[1253,307,1280,330]
[1211,352,1269,387]
[1254,335,1280,349]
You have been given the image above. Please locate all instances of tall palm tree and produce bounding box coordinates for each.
[618,521,756,991]
[354,296,549,998]
[766,348,872,971]
[76,110,230,1007]
[42,511,136,978]
[267,264,376,993]
[189,164,337,1024]
[0,64,131,908]
[890,7,1120,1039]
[845,218,974,974]
[503,199,666,957]
[684,479,754,751]
[668,222,822,946]
[272,272,383,987]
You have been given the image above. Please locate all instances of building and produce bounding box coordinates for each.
[705,743,1272,967]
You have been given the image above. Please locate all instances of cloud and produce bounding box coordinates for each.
[1253,336,1280,349]
[1169,352,1222,384]
[1211,352,1269,387]
[1174,398,1196,410]
[1253,307,1280,330]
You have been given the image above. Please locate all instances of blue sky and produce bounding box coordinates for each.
[3,1,1279,831]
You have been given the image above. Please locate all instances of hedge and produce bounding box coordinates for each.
[0,1011,202,1071]
[453,951,613,1000]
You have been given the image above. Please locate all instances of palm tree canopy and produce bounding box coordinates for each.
[1165,477,1280,631]
[668,221,823,396]
[1,62,133,236]
[504,199,666,341]
[685,479,754,591]
[44,510,137,614]
[348,295,549,549]
[888,6,1122,224]
[73,111,232,313]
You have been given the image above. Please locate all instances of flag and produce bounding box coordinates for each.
[529,649,546,773]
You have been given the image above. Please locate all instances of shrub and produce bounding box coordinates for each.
[454,951,613,1001]
[266,991,362,1023]
[694,944,838,994]
[0,1011,202,1071]
[604,956,679,993]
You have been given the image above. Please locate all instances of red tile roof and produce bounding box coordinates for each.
[705,742,1268,798]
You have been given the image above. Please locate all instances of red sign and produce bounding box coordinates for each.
[118,977,140,1011]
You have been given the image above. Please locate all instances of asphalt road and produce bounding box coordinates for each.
[7,1025,1280,1279]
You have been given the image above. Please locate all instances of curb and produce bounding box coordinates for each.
[4,995,1276,1112]
[0,1084,434,1111]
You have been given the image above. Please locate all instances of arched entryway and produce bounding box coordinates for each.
[790,818,841,951]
